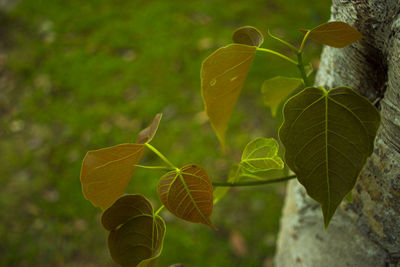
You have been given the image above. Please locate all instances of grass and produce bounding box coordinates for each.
[0,0,330,266]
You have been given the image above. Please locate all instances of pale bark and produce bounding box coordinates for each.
[275,1,400,266]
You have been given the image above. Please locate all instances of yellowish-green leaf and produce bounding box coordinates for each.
[201,44,257,150]
[300,21,362,48]
[158,164,215,229]
[240,137,284,173]
[279,86,380,227]
[232,26,264,47]
[106,195,166,267]
[137,113,163,144]
[344,191,353,204]
[261,76,303,116]
[101,194,153,231]
[80,143,146,210]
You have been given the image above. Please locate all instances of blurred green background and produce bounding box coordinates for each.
[0,0,330,266]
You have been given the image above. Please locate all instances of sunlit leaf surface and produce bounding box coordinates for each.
[240,137,284,173]
[105,195,166,267]
[201,44,256,149]
[137,113,163,144]
[279,87,380,227]
[158,164,215,229]
[232,26,264,47]
[80,144,146,210]
[300,21,362,48]
[261,76,303,116]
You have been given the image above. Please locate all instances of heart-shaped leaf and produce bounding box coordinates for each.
[106,195,166,267]
[157,164,215,229]
[240,137,284,173]
[137,113,163,144]
[279,86,380,227]
[232,26,264,47]
[80,143,146,210]
[300,21,362,48]
[101,194,153,231]
[201,44,257,149]
[261,76,303,116]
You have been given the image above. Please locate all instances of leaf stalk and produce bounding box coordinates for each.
[145,143,177,169]
[212,175,296,187]
[256,48,298,65]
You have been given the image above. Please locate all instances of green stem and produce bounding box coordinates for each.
[299,30,311,53]
[155,205,164,216]
[297,52,311,87]
[135,164,173,170]
[212,175,296,187]
[145,143,177,169]
[267,29,298,53]
[256,48,298,65]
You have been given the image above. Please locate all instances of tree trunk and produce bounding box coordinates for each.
[275,1,400,266]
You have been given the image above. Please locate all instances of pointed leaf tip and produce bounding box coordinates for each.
[137,113,163,144]
[279,86,380,227]
[201,44,256,148]
[300,21,363,48]
[232,26,264,47]
[157,164,215,229]
[80,143,146,210]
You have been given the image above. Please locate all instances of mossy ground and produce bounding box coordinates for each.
[0,1,329,266]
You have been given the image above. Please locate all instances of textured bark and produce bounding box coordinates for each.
[275,1,400,266]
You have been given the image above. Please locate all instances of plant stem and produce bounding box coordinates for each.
[145,143,177,169]
[299,30,311,53]
[297,52,311,87]
[135,164,173,170]
[212,175,296,187]
[256,48,298,65]
[267,29,298,53]
[155,205,164,216]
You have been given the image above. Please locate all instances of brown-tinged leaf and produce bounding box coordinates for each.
[157,164,215,229]
[108,212,166,267]
[80,143,146,210]
[137,113,163,144]
[101,194,153,231]
[201,44,257,149]
[232,26,264,47]
[299,21,362,48]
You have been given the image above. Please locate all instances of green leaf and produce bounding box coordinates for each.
[201,44,257,150]
[300,21,363,48]
[279,87,380,227]
[344,191,353,204]
[157,164,215,229]
[232,26,264,47]
[261,76,303,117]
[101,194,153,231]
[240,137,284,173]
[137,113,163,144]
[104,194,166,267]
[80,144,146,210]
